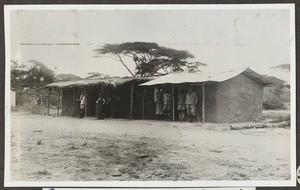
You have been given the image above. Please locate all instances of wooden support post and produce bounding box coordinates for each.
[47,89,50,115]
[72,88,76,117]
[202,83,205,122]
[84,89,88,117]
[57,89,60,116]
[129,84,134,119]
[142,89,146,119]
[172,85,175,122]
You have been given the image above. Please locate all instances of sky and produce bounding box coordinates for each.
[8,6,293,83]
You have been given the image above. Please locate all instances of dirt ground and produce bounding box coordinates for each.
[10,111,290,181]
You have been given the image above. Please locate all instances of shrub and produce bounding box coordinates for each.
[263,85,289,110]
[263,99,285,110]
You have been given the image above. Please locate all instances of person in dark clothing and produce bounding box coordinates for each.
[95,93,105,120]
[103,96,111,118]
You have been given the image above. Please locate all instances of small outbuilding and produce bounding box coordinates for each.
[11,90,16,107]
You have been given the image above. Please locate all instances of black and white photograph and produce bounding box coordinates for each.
[4,4,296,187]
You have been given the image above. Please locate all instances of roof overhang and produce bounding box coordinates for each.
[44,76,156,90]
[139,68,273,86]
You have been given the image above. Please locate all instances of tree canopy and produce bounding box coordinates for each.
[94,42,206,77]
[86,72,112,79]
[270,64,290,72]
[56,73,81,81]
[11,60,55,91]
[26,60,56,88]
[11,60,28,91]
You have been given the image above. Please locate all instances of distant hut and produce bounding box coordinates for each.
[140,68,272,123]
[44,76,156,119]
[11,90,16,107]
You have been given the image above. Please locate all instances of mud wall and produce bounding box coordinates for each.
[204,83,218,122]
[209,74,263,123]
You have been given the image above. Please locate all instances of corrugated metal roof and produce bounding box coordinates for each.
[139,68,272,86]
[44,76,156,89]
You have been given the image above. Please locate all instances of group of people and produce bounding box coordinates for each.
[154,87,198,122]
[95,93,120,120]
[77,91,120,119]
[78,87,198,122]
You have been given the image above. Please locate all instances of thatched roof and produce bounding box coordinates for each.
[140,68,273,86]
[44,76,156,89]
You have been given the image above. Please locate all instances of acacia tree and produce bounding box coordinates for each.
[94,42,206,77]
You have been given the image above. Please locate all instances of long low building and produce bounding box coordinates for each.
[44,68,272,123]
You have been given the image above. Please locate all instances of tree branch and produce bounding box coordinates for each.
[116,54,135,77]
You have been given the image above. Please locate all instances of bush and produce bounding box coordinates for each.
[263,99,285,110]
[263,85,289,110]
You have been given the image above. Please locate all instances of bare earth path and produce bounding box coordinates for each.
[10,112,290,181]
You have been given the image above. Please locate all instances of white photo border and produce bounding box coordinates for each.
[4,3,296,187]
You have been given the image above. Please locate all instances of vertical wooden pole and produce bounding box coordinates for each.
[57,89,60,116]
[84,88,88,117]
[142,89,146,119]
[172,85,175,122]
[129,84,134,119]
[26,89,29,103]
[72,88,76,117]
[202,83,205,122]
[47,89,50,115]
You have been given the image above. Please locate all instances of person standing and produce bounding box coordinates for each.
[155,88,163,120]
[163,91,171,121]
[96,93,105,120]
[177,89,186,122]
[185,88,198,122]
[103,96,111,118]
[78,91,87,119]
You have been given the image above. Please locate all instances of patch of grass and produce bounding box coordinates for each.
[262,110,290,123]
[37,139,42,145]
[35,169,51,175]
[69,144,78,150]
